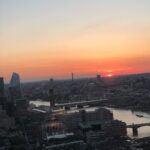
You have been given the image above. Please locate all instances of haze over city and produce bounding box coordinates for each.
[1,1,150,149]
[0,0,150,82]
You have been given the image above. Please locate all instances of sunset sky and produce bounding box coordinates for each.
[0,0,150,82]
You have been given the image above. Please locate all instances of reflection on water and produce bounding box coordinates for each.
[30,100,50,106]
[106,107,150,138]
[30,100,150,138]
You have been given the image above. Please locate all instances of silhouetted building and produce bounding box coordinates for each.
[81,110,86,123]
[71,72,74,82]
[83,108,113,122]
[49,89,55,107]
[16,98,29,111]
[97,74,101,81]
[0,77,6,109]
[78,109,126,141]
[49,78,55,108]
[6,101,15,117]
[49,78,54,87]
[9,72,22,103]
[62,108,113,131]
[0,77,4,97]
[10,72,21,87]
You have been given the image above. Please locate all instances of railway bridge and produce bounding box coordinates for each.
[127,123,150,136]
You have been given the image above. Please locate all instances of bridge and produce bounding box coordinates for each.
[54,98,108,109]
[126,122,150,136]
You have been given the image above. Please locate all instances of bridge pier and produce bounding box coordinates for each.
[127,122,150,137]
[132,127,138,137]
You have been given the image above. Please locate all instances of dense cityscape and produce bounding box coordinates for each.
[1,0,150,150]
[0,72,150,150]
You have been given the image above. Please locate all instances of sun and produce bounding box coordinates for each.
[107,74,113,77]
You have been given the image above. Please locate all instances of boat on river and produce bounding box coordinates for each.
[136,114,144,118]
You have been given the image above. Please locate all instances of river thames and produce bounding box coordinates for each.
[30,100,150,138]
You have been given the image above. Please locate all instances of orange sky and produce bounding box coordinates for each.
[0,0,150,82]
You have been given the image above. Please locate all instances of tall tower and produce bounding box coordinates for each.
[96,74,101,81]
[71,72,74,82]
[10,72,21,88]
[9,72,22,103]
[49,78,55,108]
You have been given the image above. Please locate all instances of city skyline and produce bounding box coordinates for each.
[0,0,150,81]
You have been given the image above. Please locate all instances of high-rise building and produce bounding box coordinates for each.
[49,78,54,88]
[10,72,21,88]
[9,72,22,103]
[15,98,29,111]
[96,74,101,81]
[71,72,74,82]
[0,77,6,109]
[49,78,55,108]
[0,77,4,97]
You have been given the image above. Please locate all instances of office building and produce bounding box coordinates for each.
[9,72,22,103]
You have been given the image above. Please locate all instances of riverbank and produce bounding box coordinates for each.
[104,103,150,114]
[30,100,150,139]
[105,107,150,139]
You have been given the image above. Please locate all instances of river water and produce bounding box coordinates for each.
[105,107,150,138]
[30,100,150,138]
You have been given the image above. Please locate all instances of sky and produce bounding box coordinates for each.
[0,0,150,82]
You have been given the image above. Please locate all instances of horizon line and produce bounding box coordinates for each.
[3,71,150,85]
